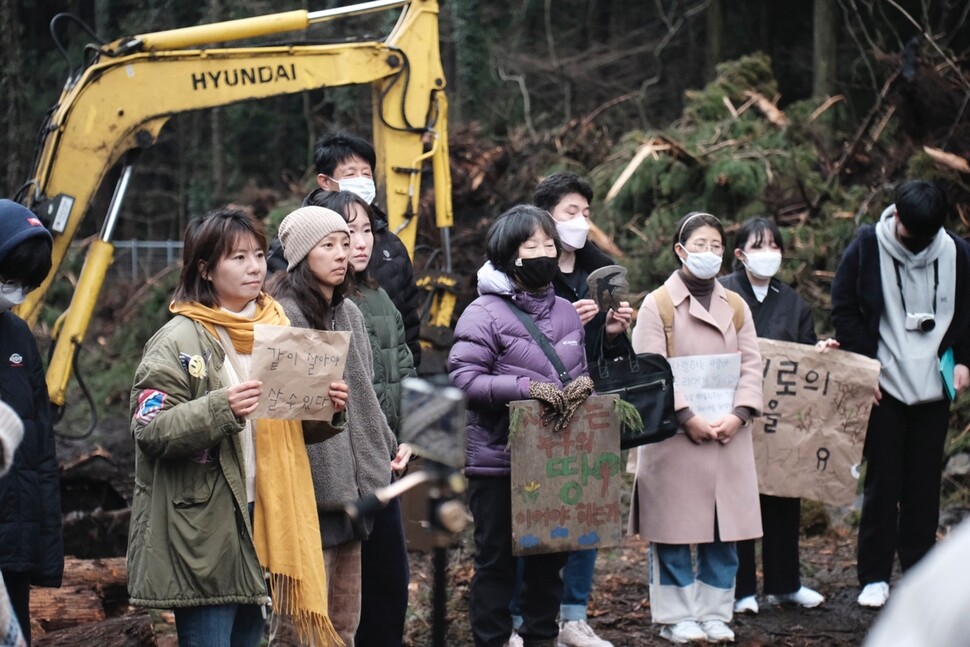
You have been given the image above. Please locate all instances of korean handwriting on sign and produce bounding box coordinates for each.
[266,347,298,371]
[305,351,341,376]
[265,387,329,413]
[763,399,780,434]
[763,359,831,398]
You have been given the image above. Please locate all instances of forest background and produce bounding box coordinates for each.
[2,0,970,502]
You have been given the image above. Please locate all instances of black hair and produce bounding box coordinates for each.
[307,190,380,290]
[486,205,561,275]
[672,212,724,253]
[533,172,594,212]
[731,217,785,272]
[0,237,52,289]
[894,180,948,237]
[313,132,377,177]
[172,205,267,308]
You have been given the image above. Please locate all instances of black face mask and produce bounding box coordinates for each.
[512,256,559,291]
[899,233,936,253]
[896,219,937,253]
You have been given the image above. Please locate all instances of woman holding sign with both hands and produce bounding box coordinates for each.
[629,212,763,644]
[268,205,407,646]
[128,206,347,647]
[308,189,416,647]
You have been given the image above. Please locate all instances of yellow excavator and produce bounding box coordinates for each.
[12,0,457,411]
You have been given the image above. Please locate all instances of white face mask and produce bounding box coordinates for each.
[0,283,27,312]
[742,250,782,280]
[338,177,376,205]
[679,248,722,280]
[555,216,590,252]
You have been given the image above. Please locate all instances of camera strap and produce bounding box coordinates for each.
[893,258,938,315]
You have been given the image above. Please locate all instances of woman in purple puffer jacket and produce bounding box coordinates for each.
[449,205,588,647]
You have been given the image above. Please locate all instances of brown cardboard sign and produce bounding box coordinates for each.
[752,339,881,507]
[510,394,622,556]
[249,324,350,421]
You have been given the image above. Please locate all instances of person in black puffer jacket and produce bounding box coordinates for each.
[267,133,421,368]
[0,200,64,645]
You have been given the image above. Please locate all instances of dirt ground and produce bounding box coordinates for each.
[57,421,879,646]
[403,528,877,647]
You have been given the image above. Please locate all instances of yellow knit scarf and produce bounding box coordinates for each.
[171,296,343,646]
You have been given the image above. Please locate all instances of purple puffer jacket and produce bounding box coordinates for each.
[448,262,587,477]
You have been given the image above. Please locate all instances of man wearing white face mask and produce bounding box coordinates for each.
[0,200,64,645]
[267,133,422,368]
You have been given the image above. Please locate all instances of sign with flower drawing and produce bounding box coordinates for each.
[510,394,622,556]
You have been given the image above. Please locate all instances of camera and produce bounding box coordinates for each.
[905,312,936,333]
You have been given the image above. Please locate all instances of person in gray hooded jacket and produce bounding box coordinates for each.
[831,180,970,609]
[267,206,403,646]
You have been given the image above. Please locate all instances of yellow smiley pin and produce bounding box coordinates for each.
[187,355,207,379]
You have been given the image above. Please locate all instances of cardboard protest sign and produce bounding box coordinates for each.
[753,339,881,507]
[249,324,350,421]
[510,395,622,556]
[667,353,741,421]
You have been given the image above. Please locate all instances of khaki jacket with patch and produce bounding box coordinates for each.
[127,315,269,609]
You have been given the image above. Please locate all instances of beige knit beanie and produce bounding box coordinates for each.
[278,206,351,271]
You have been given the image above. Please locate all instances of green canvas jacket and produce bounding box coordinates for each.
[126,315,269,609]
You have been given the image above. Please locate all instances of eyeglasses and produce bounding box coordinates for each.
[683,240,723,254]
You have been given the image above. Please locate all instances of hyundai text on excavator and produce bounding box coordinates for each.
[12,0,458,413]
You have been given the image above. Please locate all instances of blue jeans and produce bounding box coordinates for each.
[654,542,737,589]
[649,541,738,623]
[174,603,265,647]
[511,549,597,627]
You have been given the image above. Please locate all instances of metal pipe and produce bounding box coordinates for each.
[308,0,410,24]
[100,164,133,242]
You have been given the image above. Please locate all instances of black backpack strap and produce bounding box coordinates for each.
[501,297,572,384]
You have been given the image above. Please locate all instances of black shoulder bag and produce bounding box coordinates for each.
[591,331,677,448]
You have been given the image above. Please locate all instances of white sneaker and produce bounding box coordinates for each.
[557,619,614,647]
[733,595,759,614]
[766,586,825,608]
[506,631,524,647]
[857,581,890,608]
[700,620,735,643]
[659,620,707,643]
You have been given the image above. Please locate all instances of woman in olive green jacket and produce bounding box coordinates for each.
[128,207,346,647]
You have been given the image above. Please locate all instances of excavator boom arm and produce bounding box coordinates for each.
[14,0,451,407]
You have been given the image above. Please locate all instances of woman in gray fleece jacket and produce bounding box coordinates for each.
[267,205,399,646]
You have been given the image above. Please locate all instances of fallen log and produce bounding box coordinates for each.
[59,556,127,589]
[33,613,156,647]
[30,585,105,632]
[30,557,129,631]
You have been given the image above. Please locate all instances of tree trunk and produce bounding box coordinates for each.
[706,0,724,81]
[1,0,24,190]
[209,0,226,199]
[452,0,490,123]
[813,0,837,98]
